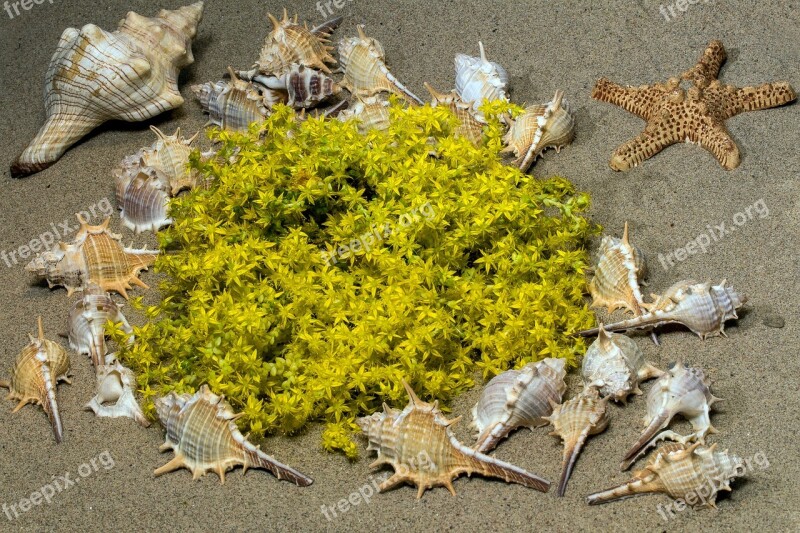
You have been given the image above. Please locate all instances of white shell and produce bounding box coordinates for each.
[502,91,575,171]
[454,41,509,121]
[68,284,133,368]
[85,354,149,427]
[338,95,391,133]
[119,168,173,234]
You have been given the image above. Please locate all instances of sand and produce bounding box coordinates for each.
[0,0,798,531]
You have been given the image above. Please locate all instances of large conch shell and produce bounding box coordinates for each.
[621,362,719,470]
[25,216,158,299]
[357,381,550,498]
[154,385,313,485]
[454,41,509,121]
[588,442,743,508]
[0,318,71,443]
[581,324,663,403]
[254,10,339,75]
[338,95,391,133]
[11,3,204,177]
[338,25,423,104]
[424,82,485,145]
[471,358,567,453]
[502,90,575,172]
[579,280,747,340]
[68,284,133,368]
[86,354,149,427]
[545,386,609,496]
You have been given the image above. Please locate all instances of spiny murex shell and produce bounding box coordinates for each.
[588,442,743,508]
[25,216,158,299]
[254,10,338,75]
[11,2,204,177]
[454,41,509,121]
[424,82,485,145]
[86,354,149,427]
[154,385,313,485]
[502,90,575,172]
[357,381,550,498]
[579,279,747,340]
[0,317,71,443]
[545,386,610,496]
[68,283,133,368]
[621,362,719,470]
[582,323,663,403]
[338,95,391,133]
[471,358,567,453]
[589,222,648,315]
[338,25,423,104]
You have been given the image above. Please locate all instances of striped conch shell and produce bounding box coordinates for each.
[357,381,550,498]
[11,3,204,177]
[502,90,575,172]
[250,64,341,109]
[118,167,172,234]
[338,95,391,133]
[621,362,719,470]
[254,10,339,75]
[471,358,567,453]
[581,324,663,403]
[588,442,744,508]
[589,222,648,315]
[0,318,71,443]
[86,354,149,427]
[579,280,747,340]
[25,216,158,299]
[154,385,313,485]
[545,386,610,496]
[454,41,509,121]
[139,126,200,195]
[424,82,485,145]
[68,284,133,368]
[338,25,423,104]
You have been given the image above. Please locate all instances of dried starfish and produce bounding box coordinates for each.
[592,40,796,170]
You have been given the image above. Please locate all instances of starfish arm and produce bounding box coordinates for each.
[732,81,797,116]
[682,40,726,85]
[592,78,667,120]
[608,117,681,171]
[689,119,741,170]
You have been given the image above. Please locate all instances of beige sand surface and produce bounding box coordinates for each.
[0,0,798,531]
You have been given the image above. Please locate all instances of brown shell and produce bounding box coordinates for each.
[256,9,337,75]
[357,381,550,498]
[425,82,485,145]
[0,317,71,443]
[154,385,313,485]
[25,216,158,299]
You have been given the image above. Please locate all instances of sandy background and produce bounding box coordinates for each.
[0,0,798,531]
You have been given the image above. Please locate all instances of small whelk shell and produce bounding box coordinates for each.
[86,354,149,427]
[0,318,71,443]
[118,168,173,234]
[11,3,204,177]
[154,385,313,485]
[589,222,648,315]
[545,386,609,496]
[252,64,341,109]
[424,82,485,145]
[357,381,550,498]
[471,358,567,453]
[579,279,747,340]
[588,442,743,508]
[25,216,158,299]
[502,90,575,172]
[254,10,338,75]
[338,25,422,104]
[68,284,133,368]
[454,41,509,121]
[621,362,719,470]
[338,95,391,133]
[581,324,663,403]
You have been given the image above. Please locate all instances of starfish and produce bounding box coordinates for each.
[592,40,796,171]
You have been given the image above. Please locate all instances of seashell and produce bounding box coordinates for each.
[154,385,313,485]
[338,25,423,104]
[0,318,71,443]
[68,284,133,368]
[545,386,610,496]
[338,95,391,133]
[589,222,648,315]
[588,442,743,508]
[11,3,204,178]
[501,90,575,172]
[86,354,149,427]
[621,362,719,470]
[192,68,286,131]
[579,279,747,340]
[424,82,485,145]
[139,126,200,195]
[25,216,158,299]
[357,381,550,498]
[252,64,341,109]
[119,168,173,234]
[454,41,509,121]
[471,358,567,453]
[582,323,663,403]
[255,10,338,75]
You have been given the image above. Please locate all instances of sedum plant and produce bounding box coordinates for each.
[115,101,600,458]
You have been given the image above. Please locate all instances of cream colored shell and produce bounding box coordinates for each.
[86,354,149,427]
[68,284,133,368]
